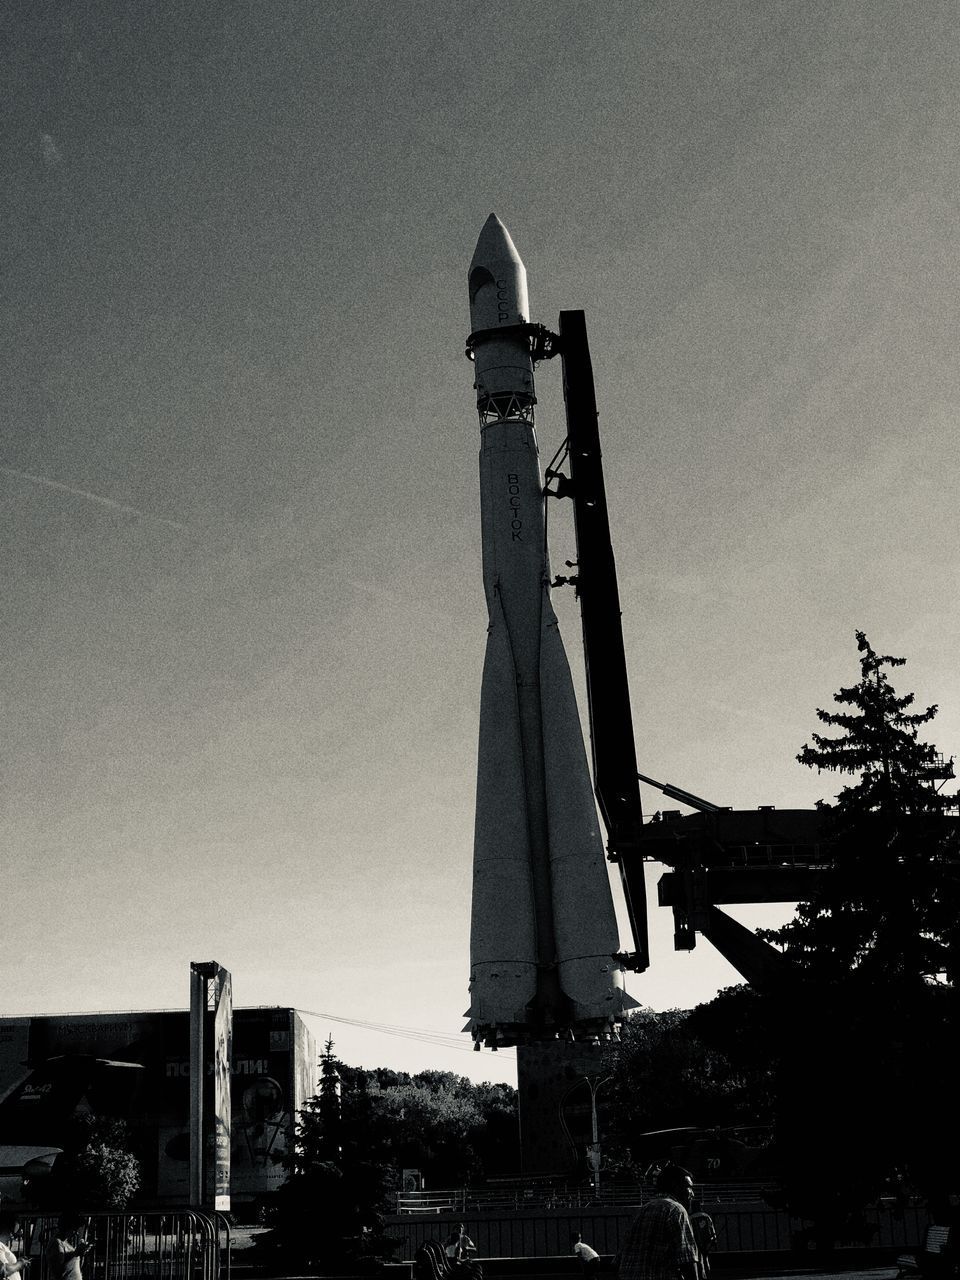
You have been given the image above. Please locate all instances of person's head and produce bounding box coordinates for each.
[0,1214,21,1242]
[655,1163,694,1208]
[571,1234,582,1246]
[58,1215,85,1239]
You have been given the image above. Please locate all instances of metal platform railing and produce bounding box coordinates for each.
[395,1181,775,1214]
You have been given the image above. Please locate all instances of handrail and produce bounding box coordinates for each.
[395,1181,777,1213]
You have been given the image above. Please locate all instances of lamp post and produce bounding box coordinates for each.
[584,1075,612,1198]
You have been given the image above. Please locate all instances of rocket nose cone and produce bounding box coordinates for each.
[469,212,524,277]
[467,212,530,332]
[481,211,507,238]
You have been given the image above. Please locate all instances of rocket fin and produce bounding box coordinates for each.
[538,595,629,1025]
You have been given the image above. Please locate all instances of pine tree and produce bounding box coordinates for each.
[317,1035,342,1159]
[798,631,951,814]
[764,632,959,986]
[758,634,960,1219]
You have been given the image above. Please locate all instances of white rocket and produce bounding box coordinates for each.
[465,214,633,1049]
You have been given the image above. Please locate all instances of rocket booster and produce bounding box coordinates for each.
[465,214,631,1049]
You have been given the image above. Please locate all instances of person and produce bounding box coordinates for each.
[444,1225,476,1263]
[616,1163,700,1280]
[43,1217,91,1280]
[689,1206,716,1278]
[444,1225,481,1280]
[0,1216,30,1280]
[572,1233,601,1276]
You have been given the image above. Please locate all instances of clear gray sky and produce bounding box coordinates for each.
[2,1,958,1087]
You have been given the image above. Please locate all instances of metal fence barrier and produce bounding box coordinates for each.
[11,1211,229,1280]
[384,1201,928,1262]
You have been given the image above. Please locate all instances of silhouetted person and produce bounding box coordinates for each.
[616,1163,699,1280]
[689,1206,716,1277]
[445,1225,481,1280]
[44,1218,91,1280]
[0,1216,30,1280]
[572,1233,600,1276]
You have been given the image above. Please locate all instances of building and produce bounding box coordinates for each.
[0,1007,317,1213]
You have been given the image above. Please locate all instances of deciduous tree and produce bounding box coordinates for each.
[259,1054,517,1272]
[34,1115,141,1210]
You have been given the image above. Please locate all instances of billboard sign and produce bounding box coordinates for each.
[212,968,232,1211]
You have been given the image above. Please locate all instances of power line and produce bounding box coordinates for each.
[15,1002,517,1061]
[294,1008,517,1059]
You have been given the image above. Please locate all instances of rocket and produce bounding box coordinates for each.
[465,214,633,1049]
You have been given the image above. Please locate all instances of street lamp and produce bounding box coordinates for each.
[584,1075,612,1198]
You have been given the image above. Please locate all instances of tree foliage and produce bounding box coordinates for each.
[762,631,959,986]
[601,1000,775,1180]
[797,632,944,807]
[258,1057,517,1272]
[322,1065,517,1187]
[34,1115,141,1210]
[755,633,960,1231]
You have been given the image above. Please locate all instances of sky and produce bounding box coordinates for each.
[2,1,958,1090]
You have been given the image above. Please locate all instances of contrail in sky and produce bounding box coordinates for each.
[0,465,188,532]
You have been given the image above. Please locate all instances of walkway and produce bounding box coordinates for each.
[719,1267,897,1280]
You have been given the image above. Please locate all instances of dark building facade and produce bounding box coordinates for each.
[0,1007,316,1211]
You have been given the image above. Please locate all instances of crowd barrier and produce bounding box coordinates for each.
[13,1211,229,1280]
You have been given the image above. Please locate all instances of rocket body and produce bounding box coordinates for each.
[466,215,630,1048]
